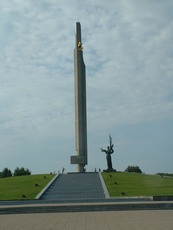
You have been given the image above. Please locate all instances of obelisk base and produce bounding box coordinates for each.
[70,155,86,173]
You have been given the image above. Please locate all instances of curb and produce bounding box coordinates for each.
[35,174,60,199]
[0,201,173,215]
[99,172,110,199]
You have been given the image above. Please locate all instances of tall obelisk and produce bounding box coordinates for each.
[70,22,88,173]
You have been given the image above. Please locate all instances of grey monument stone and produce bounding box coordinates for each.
[70,22,88,173]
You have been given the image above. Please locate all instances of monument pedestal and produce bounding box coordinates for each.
[103,169,116,173]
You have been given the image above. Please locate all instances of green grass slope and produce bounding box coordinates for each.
[102,172,173,197]
[0,174,55,200]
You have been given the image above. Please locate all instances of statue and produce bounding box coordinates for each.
[101,135,116,172]
[77,41,83,51]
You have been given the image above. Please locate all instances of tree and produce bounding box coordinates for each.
[1,168,12,178]
[125,165,142,174]
[14,167,31,176]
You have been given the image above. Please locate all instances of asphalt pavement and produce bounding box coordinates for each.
[0,210,172,230]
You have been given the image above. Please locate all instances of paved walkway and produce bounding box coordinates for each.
[0,210,173,230]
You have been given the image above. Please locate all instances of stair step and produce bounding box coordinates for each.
[40,173,105,200]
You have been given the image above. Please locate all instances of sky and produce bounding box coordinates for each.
[0,0,173,175]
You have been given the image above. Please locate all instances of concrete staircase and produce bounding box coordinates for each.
[40,173,105,201]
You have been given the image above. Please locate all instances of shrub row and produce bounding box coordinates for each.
[125,166,142,173]
[0,167,31,178]
[156,173,173,177]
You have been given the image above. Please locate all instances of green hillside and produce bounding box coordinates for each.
[0,172,172,200]
[102,172,173,197]
[0,174,55,200]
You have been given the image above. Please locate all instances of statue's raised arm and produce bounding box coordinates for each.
[101,148,107,153]
[109,134,114,153]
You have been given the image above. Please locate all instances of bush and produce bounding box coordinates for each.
[125,166,142,174]
[157,173,173,177]
[14,167,31,176]
[0,168,12,178]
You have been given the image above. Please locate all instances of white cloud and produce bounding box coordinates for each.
[84,0,173,131]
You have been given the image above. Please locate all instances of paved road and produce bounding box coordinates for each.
[0,210,172,230]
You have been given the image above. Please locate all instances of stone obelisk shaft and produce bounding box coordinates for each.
[71,22,87,172]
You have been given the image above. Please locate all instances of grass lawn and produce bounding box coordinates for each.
[102,172,173,197]
[0,174,55,200]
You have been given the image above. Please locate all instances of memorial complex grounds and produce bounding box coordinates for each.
[0,172,172,200]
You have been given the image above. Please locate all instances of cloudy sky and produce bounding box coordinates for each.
[0,0,172,174]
